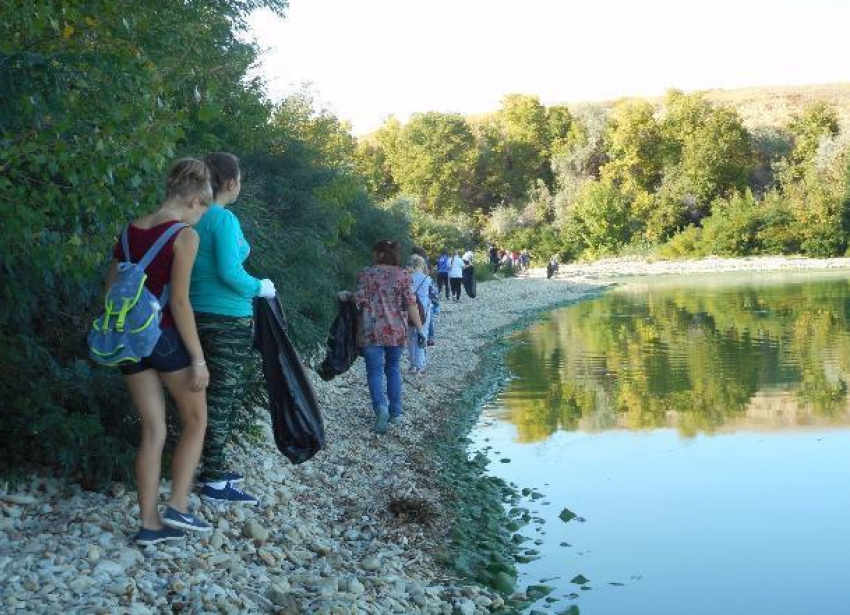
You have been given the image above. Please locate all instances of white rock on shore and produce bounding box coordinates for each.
[1,276,600,614]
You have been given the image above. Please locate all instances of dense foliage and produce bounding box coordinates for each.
[358,92,850,264]
[0,1,409,485]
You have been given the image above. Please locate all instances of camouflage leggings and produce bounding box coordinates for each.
[195,313,254,482]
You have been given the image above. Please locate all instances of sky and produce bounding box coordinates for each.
[248,0,850,134]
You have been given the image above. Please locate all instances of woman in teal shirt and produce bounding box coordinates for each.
[191,152,276,505]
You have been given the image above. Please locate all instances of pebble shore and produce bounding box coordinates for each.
[530,254,850,280]
[1,277,598,615]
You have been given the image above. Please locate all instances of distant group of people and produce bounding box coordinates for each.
[487,245,561,279]
[339,244,477,434]
[434,249,475,302]
[488,246,531,273]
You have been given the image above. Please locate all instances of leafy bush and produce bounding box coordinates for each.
[564,180,632,258]
[408,203,476,257]
[700,190,766,255]
[0,1,410,486]
[658,226,705,259]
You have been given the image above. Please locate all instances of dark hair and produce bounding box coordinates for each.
[166,158,212,201]
[204,152,241,198]
[412,245,427,259]
[372,239,401,267]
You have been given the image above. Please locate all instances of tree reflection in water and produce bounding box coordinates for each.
[503,277,850,442]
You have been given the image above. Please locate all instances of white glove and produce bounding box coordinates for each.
[258,279,277,298]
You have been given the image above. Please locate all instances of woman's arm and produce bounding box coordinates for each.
[213,212,262,297]
[170,228,209,392]
[408,304,423,330]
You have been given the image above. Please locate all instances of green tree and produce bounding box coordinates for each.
[602,99,664,194]
[564,180,632,257]
[354,140,398,202]
[655,90,755,237]
[497,94,551,196]
[272,90,357,168]
[469,117,514,212]
[385,112,477,215]
[546,105,575,159]
[788,101,840,168]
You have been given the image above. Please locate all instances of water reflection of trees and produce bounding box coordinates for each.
[504,281,850,442]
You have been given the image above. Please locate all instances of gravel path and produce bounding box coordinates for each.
[0,277,598,615]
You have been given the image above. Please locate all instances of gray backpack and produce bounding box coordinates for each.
[87,223,187,366]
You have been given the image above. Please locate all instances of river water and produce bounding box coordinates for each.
[471,271,850,615]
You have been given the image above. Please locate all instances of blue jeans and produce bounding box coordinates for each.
[362,345,403,418]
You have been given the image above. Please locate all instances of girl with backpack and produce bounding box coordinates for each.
[105,159,214,545]
[190,152,277,506]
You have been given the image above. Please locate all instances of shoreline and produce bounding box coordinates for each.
[6,255,850,613]
[0,277,601,614]
[525,254,850,281]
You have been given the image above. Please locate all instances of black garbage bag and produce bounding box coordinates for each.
[253,297,325,464]
[462,265,477,298]
[317,300,359,381]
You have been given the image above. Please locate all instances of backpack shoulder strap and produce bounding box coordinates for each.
[120,226,132,263]
[137,222,188,272]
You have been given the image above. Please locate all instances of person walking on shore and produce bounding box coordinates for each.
[448,250,464,302]
[190,152,277,506]
[436,250,450,300]
[520,249,531,272]
[489,245,500,273]
[340,240,425,434]
[103,159,214,545]
[547,255,560,279]
[407,255,433,375]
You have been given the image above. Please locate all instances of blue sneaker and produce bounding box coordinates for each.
[134,526,185,546]
[201,483,258,505]
[374,407,389,435]
[161,506,213,533]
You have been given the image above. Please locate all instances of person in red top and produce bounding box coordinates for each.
[339,240,425,434]
[104,159,214,546]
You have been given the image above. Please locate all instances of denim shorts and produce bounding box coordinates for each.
[120,328,192,376]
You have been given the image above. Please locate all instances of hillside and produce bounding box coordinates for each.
[566,82,850,131]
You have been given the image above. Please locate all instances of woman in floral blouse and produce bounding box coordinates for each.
[340,240,425,434]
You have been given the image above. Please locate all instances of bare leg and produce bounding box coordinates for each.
[124,370,167,530]
[160,367,208,513]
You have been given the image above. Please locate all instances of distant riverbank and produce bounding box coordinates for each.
[526,255,850,281]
